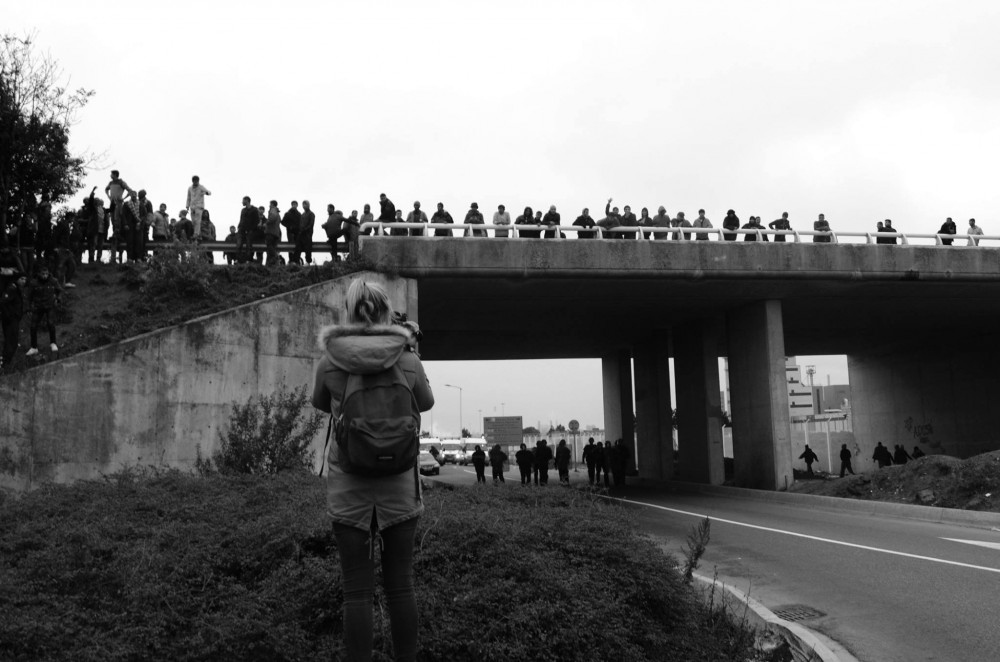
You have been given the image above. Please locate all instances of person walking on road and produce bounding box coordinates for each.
[799,444,819,476]
[488,444,507,483]
[839,444,855,477]
[470,445,487,483]
[515,443,534,485]
[582,437,598,485]
[554,439,571,485]
[533,439,553,486]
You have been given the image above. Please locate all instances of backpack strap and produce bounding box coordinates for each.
[319,413,333,477]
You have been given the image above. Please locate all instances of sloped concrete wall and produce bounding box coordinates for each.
[0,272,416,491]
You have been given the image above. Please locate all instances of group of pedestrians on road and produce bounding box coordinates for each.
[469,436,634,488]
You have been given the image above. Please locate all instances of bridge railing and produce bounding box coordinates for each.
[359,223,999,247]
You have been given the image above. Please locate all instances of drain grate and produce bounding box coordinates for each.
[771,604,826,622]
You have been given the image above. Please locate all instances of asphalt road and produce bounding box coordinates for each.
[431,465,1000,662]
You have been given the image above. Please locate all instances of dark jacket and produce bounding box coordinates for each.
[489,447,507,468]
[515,448,534,468]
[465,209,486,237]
[555,445,571,470]
[281,208,302,234]
[431,210,454,237]
[378,197,396,223]
[29,275,62,310]
[534,443,553,469]
[238,205,259,233]
[471,448,487,468]
[573,214,596,239]
[0,280,24,319]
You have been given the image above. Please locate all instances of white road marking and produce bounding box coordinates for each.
[942,538,1000,551]
[606,496,1000,575]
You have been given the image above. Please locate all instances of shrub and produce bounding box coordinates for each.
[212,384,324,475]
[121,239,215,298]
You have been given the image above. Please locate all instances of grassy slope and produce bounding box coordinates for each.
[0,471,760,662]
[2,248,375,374]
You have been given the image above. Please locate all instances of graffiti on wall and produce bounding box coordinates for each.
[903,417,945,452]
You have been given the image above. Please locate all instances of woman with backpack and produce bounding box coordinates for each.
[312,278,434,662]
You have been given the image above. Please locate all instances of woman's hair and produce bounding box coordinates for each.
[345,279,393,326]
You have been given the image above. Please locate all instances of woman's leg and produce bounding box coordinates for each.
[380,517,419,662]
[332,523,375,662]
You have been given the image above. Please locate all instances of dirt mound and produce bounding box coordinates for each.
[789,450,1000,512]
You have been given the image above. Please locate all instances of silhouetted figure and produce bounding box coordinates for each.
[611,438,629,486]
[911,446,926,460]
[722,210,740,241]
[938,217,957,246]
[872,442,893,468]
[799,445,819,476]
[471,445,487,483]
[534,440,553,486]
[555,439,571,485]
[601,441,614,487]
[592,440,607,486]
[813,214,832,243]
[489,444,507,483]
[839,444,855,477]
[515,443,534,485]
[893,444,912,465]
[582,437,598,484]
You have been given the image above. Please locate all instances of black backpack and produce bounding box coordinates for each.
[329,361,420,477]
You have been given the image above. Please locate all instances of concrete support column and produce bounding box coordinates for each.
[632,340,673,481]
[601,349,635,455]
[726,300,792,490]
[674,321,725,485]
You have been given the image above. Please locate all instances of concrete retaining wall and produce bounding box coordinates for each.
[0,272,416,492]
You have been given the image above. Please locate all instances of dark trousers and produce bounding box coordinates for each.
[518,466,531,485]
[296,234,313,264]
[558,466,569,484]
[840,460,855,477]
[30,308,56,348]
[491,465,505,483]
[2,315,20,364]
[265,234,279,265]
[474,464,486,483]
[333,517,419,662]
[805,462,814,477]
[286,229,299,264]
[586,462,596,485]
[535,467,549,485]
[594,462,608,486]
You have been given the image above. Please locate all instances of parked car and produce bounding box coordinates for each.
[418,451,440,476]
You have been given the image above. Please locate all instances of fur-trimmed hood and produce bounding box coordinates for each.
[317,323,414,375]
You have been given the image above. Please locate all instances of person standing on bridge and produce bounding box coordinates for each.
[938,217,957,246]
[839,444,855,477]
[769,212,791,242]
[573,208,596,239]
[431,202,454,237]
[465,202,487,238]
[799,445,819,477]
[405,202,428,237]
[542,205,561,239]
[967,218,984,246]
[722,210,740,241]
[378,193,395,227]
[813,213,832,243]
[515,443,534,485]
[493,204,511,238]
[882,219,898,244]
[360,203,378,236]
[516,207,540,238]
[693,209,713,240]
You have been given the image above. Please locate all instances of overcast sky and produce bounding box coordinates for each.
[9,1,998,436]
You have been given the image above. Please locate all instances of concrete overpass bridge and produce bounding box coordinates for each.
[359,234,1000,490]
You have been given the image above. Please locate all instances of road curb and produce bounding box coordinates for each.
[692,573,856,662]
[643,479,1000,529]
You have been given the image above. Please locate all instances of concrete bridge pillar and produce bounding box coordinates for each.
[601,350,635,467]
[632,339,673,481]
[726,300,793,490]
[673,320,725,485]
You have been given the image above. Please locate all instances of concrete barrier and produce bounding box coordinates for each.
[0,272,416,492]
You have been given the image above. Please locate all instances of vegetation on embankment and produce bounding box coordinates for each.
[2,244,377,374]
[790,450,1000,513]
[0,469,763,661]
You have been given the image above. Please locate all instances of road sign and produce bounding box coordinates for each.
[483,416,522,446]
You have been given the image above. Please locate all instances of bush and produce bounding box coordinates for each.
[0,473,761,662]
[121,239,215,298]
[212,385,325,475]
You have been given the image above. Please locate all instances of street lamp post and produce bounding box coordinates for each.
[444,384,463,438]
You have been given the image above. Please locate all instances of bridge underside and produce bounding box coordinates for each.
[361,239,1000,489]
